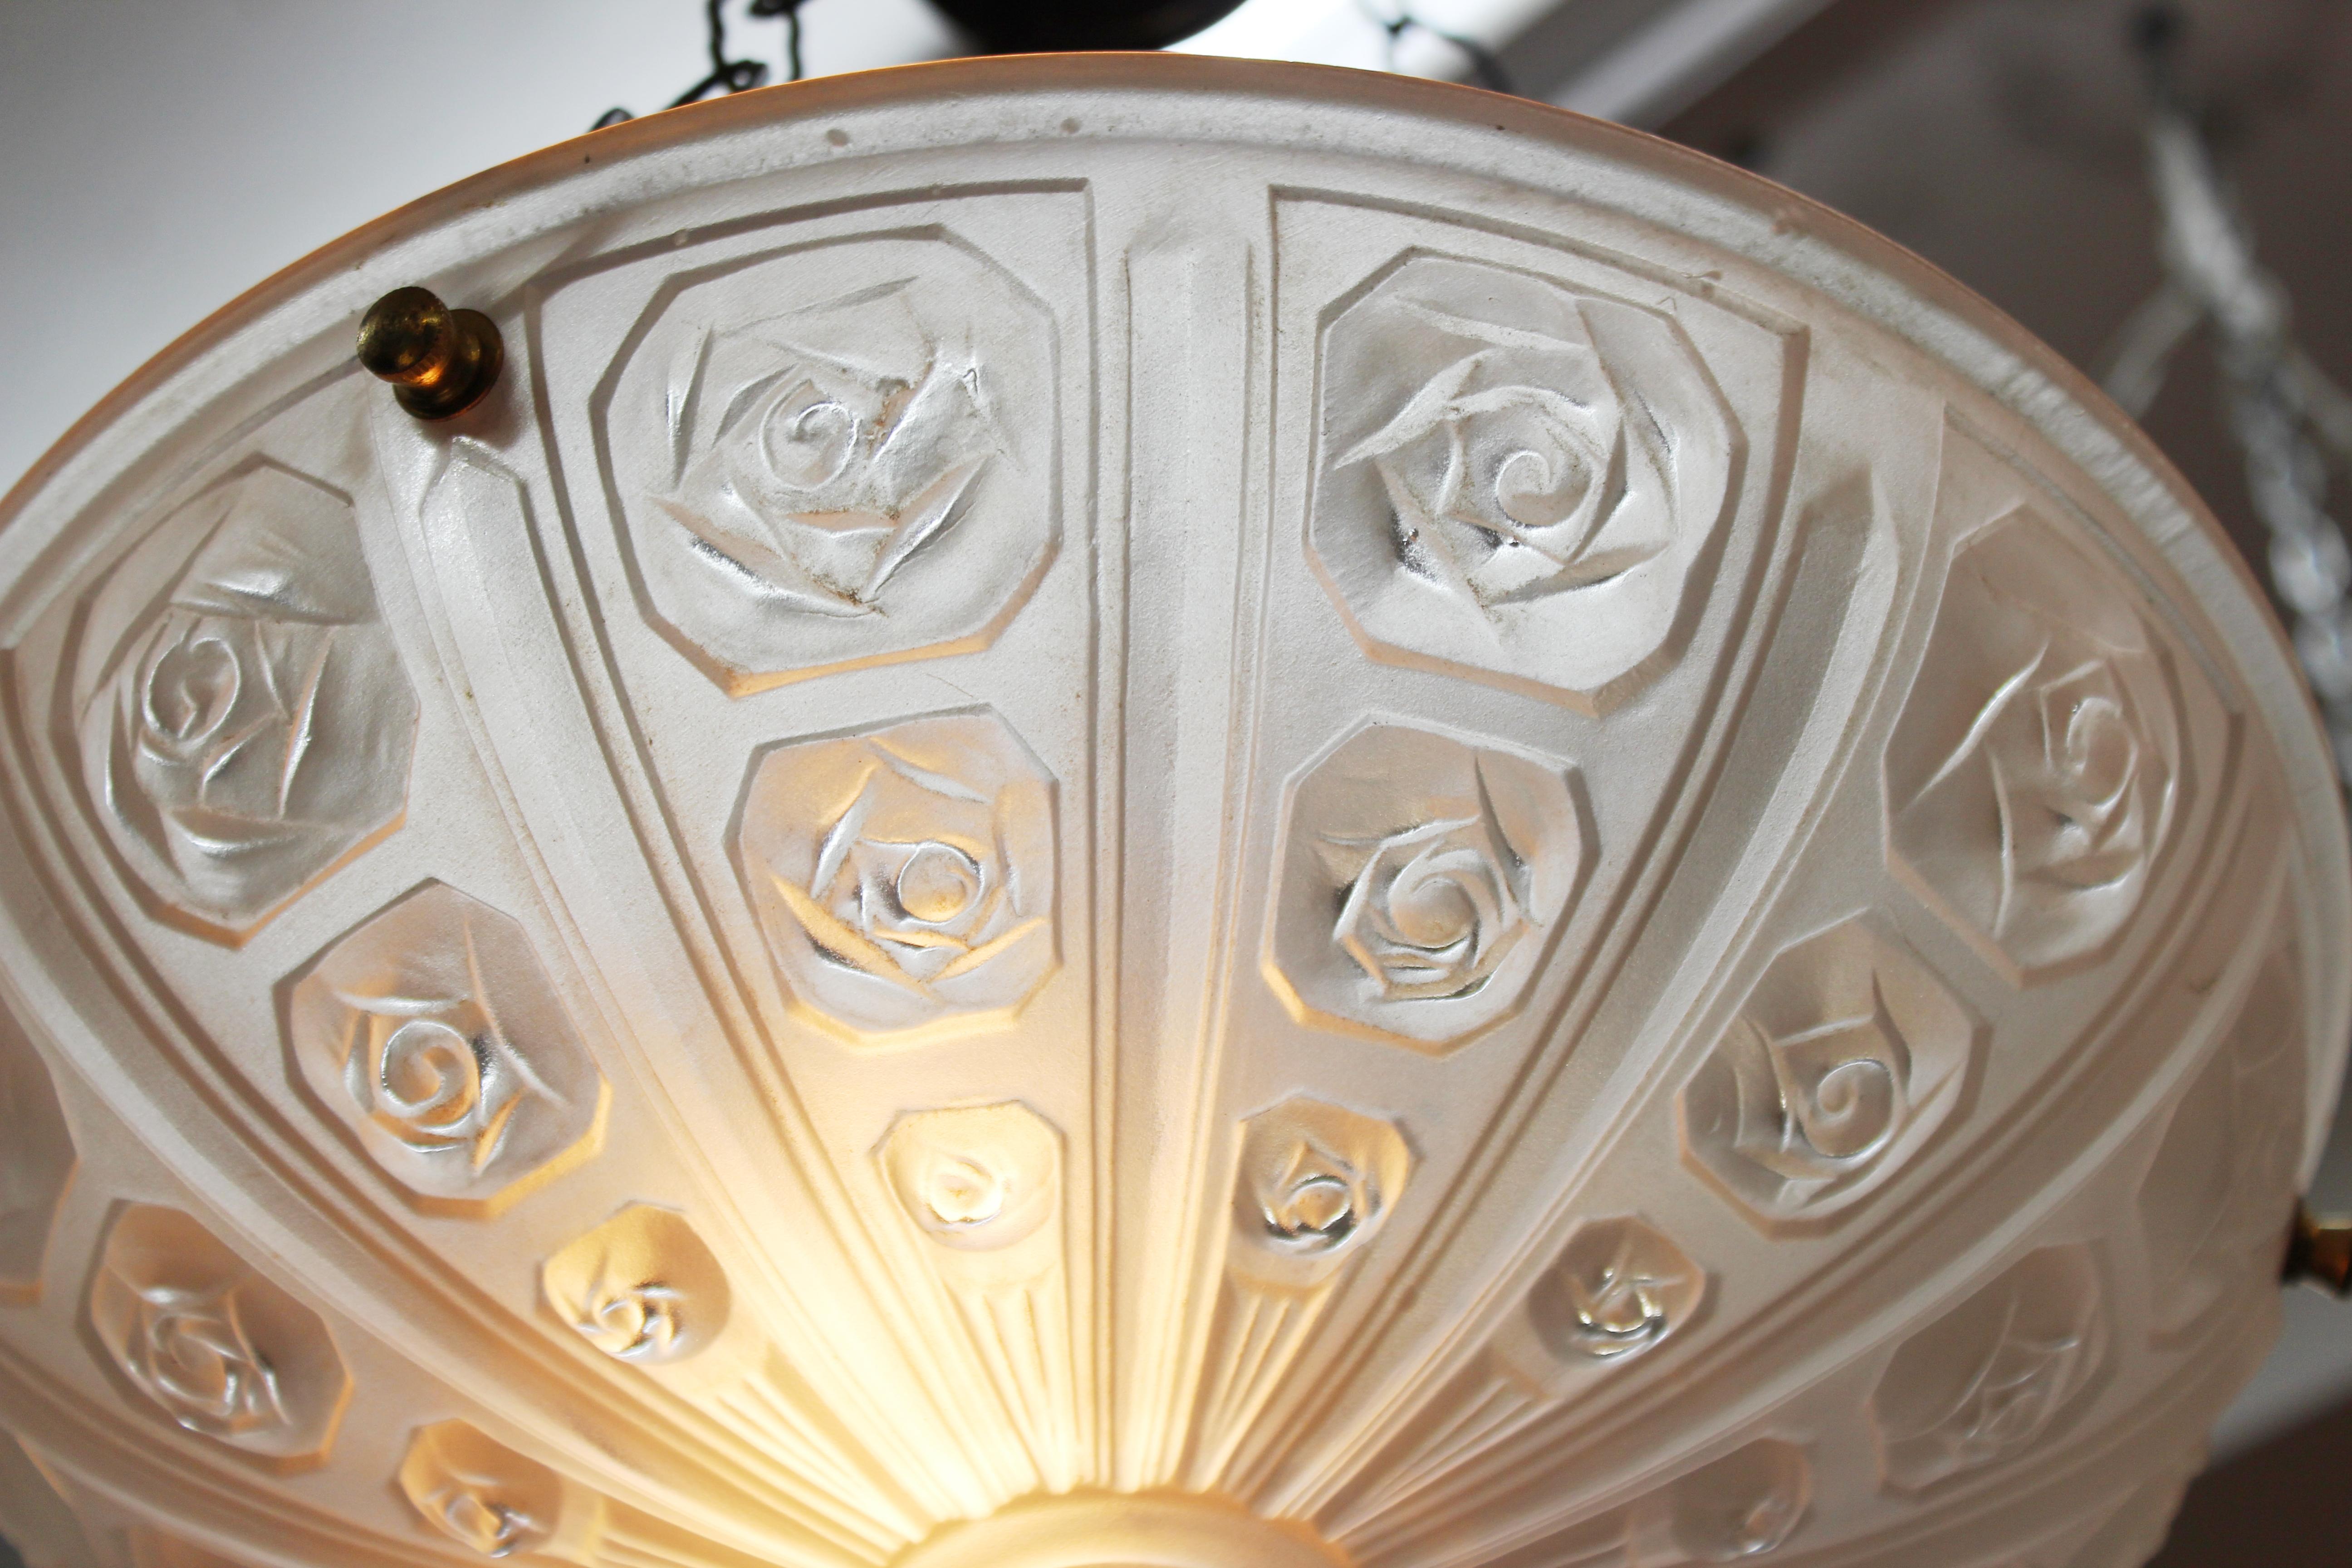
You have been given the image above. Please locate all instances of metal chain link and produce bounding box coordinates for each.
[1357,1,1516,93]
[2105,9,2352,783]
[592,0,809,132]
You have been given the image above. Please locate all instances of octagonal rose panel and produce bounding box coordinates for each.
[599,233,1059,695]
[735,709,1059,1044]
[284,882,610,1217]
[1680,915,1980,1232]
[87,1204,351,1470]
[72,460,418,943]
[1264,719,1588,1051]
[1524,1215,1709,1367]
[1308,252,1737,710]
[1869,1244,2107,1494]
[1885,508,2184,985]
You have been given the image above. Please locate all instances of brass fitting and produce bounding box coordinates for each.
[357,286,504,420]
[2284,1201,2352,1296]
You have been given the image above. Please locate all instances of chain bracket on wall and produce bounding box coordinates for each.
[2105,5,2352,784]
[593,0,809,132]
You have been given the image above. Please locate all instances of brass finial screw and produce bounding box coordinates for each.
[2283,1201,2352,1296]
[357,285,504,420]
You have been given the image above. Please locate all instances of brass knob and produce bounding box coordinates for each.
[2284,1201,2352,1296]
[357,285,504,420]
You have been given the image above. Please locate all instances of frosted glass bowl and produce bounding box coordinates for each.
[0,54,2342,1568]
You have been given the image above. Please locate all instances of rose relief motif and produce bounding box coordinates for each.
[1530,1439,1810,1565]
[86,1205,350,1468]
[284,882,609,1216]
[735,710,1058,1043]
[1181,1098,1415,1482]
[879,1101,1077,1484]
[1886,510,2184,982]
[2136,941,2303,1334]
[1228,1098,1411,1294]
[1681,916,1978,1231]
[1870,1245,2107,1493]
[604,235,1057,694]
[1310,253,1736,708]
[72,461,418,941]
[0,1012,75,1304]
[1638,1439,1811,1563]
[399,1420,604,1559]
[1267,720,1586,1051]
[1525,1216,1707,1366]
[543,1206,732,1364]
[880,1102,1061,1255]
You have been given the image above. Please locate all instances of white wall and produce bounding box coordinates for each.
[0,0,957,497]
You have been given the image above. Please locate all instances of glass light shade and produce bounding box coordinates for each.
[0,54,2344,1568]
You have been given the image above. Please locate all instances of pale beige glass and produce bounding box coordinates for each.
[0,54,2343,1568]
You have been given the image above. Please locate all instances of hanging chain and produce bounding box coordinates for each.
[593,0,810,132]
[1358,1,1515,94]
[2105,6,2352,782]
[593,2,1513,132]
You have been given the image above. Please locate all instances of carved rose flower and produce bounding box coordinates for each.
[399,1421,579,1559]
[571,1273,684,1362]
[738,711,1057,1039]
[1561,1262,1668,1357]
[1253,1139,1375,1254]
[288,882,608,1214]
[656,294,996,622]
[1269,722,1583,1049]
[605,238,1058,693]
[1873,1246,2105,1491]
[1528,1217,1706,1365]
[78,463,417,938]
[1887,514,2183,980]
[1327,814,1529,1003]
[1229,1098,1410,1291]
[543,1206,730,1365]
[1682,918,1977,1228]
[1342,335,1651,608]
[88,1205,349,1466]
[122,1281,287,1437]
[917,1153,1011,1231]
[1732,983,1907,1183]
[437,1492,540,1559]
[353,1012,510,1162]
[880,1102,1061,1261]
[1310,254,1739,704]
[1920,648,2158,938]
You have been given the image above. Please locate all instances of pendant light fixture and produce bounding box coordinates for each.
[0,55,2343,1568]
